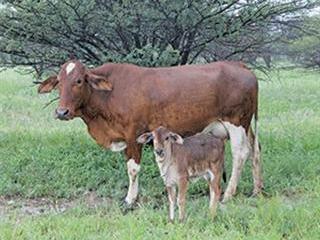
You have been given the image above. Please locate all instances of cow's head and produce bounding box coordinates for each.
[137,126,184,161]
[38,60,112,120]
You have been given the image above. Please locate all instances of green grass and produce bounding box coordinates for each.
[0,68,319,239]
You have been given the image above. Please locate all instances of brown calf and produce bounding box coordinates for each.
[137,126,225,222]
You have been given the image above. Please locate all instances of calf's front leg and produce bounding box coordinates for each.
[177,177,188,222]
[166,186,176,222]
[124,144,142,205]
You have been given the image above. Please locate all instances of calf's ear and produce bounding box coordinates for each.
[169,133,184,144]
[38,75,58,94]
[137,132,153,144]
[86,72,112,91]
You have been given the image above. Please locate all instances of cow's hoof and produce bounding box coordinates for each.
[119,198,138,214]
[250,188,268,198]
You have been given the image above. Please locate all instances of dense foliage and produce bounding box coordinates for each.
[287,16,320,68]
[0,0,318,75]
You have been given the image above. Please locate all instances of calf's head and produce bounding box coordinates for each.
[38,60,112,120]
[137,126,184,161]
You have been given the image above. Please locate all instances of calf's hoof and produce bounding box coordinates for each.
[178,217,186,224]
[168,218,174,224]
[221,194,233,203]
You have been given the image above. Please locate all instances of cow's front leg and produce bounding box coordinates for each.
[124,144,142,206]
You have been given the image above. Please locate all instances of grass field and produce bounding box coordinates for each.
[0,68,319,239]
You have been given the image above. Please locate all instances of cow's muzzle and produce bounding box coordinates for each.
[55,107,70,120]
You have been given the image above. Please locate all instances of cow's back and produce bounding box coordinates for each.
[97,61,257,138]
[138,62,257,135]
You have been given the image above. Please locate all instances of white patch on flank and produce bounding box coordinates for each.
[201,121,229,139]
[66,62,76,75]
[125,159,141,205]
[110,141,127,152]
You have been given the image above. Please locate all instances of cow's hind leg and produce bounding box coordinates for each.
[248,126,264,196]
[222,122,251,203]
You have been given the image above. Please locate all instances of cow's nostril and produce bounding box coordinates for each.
[63,109,69,116]
[56,108,69,119]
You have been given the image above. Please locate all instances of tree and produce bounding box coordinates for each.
[0,0,318,76]
[285,15,320,68]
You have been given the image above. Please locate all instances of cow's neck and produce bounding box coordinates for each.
[79,64,129,142]
[80,90,114,125]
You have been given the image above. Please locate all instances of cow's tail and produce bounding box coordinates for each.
[253,106,259,160]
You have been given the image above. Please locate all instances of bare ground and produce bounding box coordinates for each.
[0,191,113,217]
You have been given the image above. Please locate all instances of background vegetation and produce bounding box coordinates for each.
[0,0,319,75]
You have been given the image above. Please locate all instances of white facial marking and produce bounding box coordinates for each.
[66,62,76,75]
[110,141,127,152]
[125,159,141,205]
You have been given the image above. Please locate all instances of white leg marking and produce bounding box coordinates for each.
[110,141,127,152]
[222,122,251,202]
[66,62,75,75]
[125,159,141,205]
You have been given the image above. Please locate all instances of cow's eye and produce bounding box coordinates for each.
[76,79,82,85]
[165,136,169,141]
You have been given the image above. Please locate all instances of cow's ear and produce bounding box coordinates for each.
[86,72,112,91]
[137,132,153,144]
[38,75,58,94]
[169,132,184,144]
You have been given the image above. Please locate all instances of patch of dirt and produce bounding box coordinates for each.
[0,191,113,217]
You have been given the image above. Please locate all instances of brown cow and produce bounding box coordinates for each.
[37,59,263,205]
[137,126,225,222]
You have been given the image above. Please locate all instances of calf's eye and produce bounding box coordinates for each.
[76,79,82,84]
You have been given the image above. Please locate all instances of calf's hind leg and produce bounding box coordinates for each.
[208,171,221,217]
